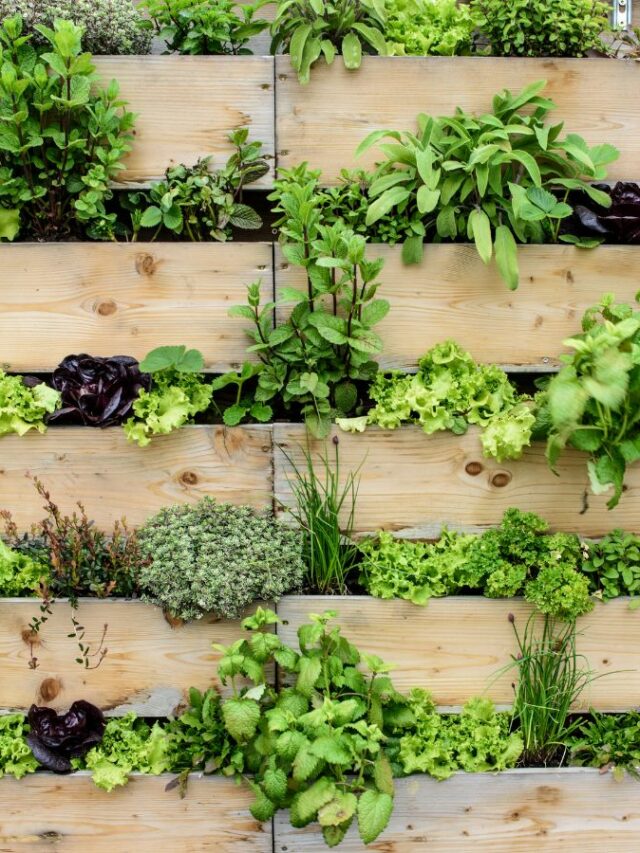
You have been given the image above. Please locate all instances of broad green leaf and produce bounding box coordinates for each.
[342,33,362,70]
[357,789,393,845]
[290,23,312,70]
[494,225,519,290]
[401,235,424,265]
[0,208,20,241]
[310,735,352,765]
[297,655,322,696]
[373,753,394,796]
[360,299,390,326]
[295,777,337,823]
[318,792,358,827]
[229,203,261,230]
[469,208,492,265]
[416,185,440,214]
[222,698,260,743]
[249,782,276,822]
[365,186,410,225]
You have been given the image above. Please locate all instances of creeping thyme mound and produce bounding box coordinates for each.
[138,498,305,621]
[0,0,152,54]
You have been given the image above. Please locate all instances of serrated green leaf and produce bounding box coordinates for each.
[222,698,260,744]
[357,789,393,845]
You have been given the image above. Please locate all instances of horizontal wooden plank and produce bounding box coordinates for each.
[94,56,274,186]
[276,56,640,183]
[0,774,269,852]
[0,600,262,715]
[0,425,272,529]
[0,242,271,373]
[276,768,640,852]
[275,244,640,370]
[273,425,640,536]
[278,596,639,711]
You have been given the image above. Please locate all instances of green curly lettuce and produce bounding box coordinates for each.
[124,371,213,447]
[0,539,48,596]
[0,373,61,437]
[353,341,533,461]
[359,529,477,605]
[0,714,38,779]
[397,690,522,779]
[360,508,593,620]
[77,713,170,791]
[386,0,474,56]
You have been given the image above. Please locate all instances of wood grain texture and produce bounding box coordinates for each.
[276,243,640,370]
[94,56,274,186]
[0,600,262,715]
[0,425,272,529]
[276,56,640,182]
[0,242,272,372]
[278,596,639,710]
[273,425,640,536]
[276,769,640,852]
[0,773,269,852]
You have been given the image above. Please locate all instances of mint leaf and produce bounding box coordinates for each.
[222,698,260,744]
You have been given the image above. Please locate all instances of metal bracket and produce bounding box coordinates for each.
[613,0,633,29]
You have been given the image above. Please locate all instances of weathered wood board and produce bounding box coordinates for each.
[275,244,640,370]
[0,600,262,715]
[0,243,271,373]
[276,769,640,851]
[0,774,269,852]
[94,56,275,186]
[278,596,639,711]
[276,57,640,183]
[0,425,272,529]
[273,425,640,536]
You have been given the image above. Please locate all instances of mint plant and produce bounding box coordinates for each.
[232,181,387,437]
[217,607,411,847]
[357,81,619,288]
[0,16,135,241]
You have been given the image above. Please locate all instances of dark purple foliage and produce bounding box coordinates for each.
[26,701,106,773]
[49,354,151,427]
[572,182,640,244]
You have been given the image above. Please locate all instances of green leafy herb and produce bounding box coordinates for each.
[357,81,618,287]
[211,362,273,427]
[582,530,640,601]
[165,688,232,785]
[0,16,135,241]
[541,293,640,508]
[141,0,269,55]
[271,0,388,84]
[138,498,304,621]
[217,607,412,846]
[569,710,640,780]
[127,129,268,242]
[0,0,152,55]
[232,186,387,437]
[471,0,610,57]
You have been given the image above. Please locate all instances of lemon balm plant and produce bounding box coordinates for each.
[0,15,135,242]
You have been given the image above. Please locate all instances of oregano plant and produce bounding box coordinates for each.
[216,607,413,847]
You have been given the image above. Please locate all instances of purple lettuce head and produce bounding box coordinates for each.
[27,701,106,773]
